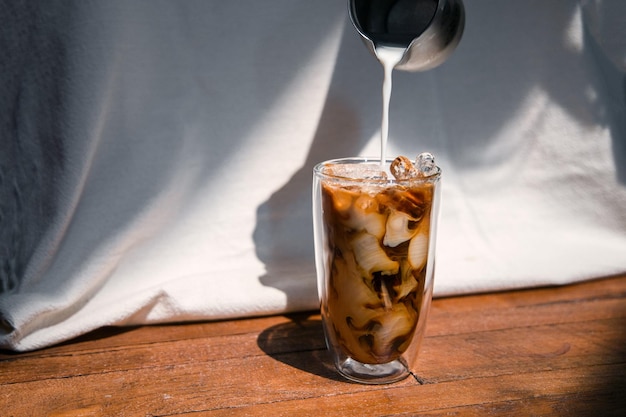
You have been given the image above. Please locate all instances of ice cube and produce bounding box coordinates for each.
[349,232,399,277]
[415,152,437,177]
[327,163,387,181]
[359,165,388,181]
[383,210,419,247]
[390,156,418,180]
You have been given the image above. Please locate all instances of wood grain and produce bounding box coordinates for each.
[1,275,625,416]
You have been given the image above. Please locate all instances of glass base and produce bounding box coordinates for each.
[336,357,411,385]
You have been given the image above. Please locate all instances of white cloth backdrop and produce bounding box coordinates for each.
[1,0,625,351]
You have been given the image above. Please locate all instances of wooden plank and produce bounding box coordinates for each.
[0,315,327,385]
[2,361,624,416]
[201,365,626,417]
[2,277,624,386]
[0,276,624,416]
[0,313,294,359]
[1,310,623,387]
[427,275,626,336]
[1,315,624,415]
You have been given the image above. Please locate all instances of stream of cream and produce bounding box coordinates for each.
[374,46,406,168]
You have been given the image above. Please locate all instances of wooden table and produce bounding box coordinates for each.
[2,275,625,416]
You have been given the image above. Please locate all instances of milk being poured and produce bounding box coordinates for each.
[374,46,406,168]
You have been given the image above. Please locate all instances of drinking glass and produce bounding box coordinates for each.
[313,157,441,384]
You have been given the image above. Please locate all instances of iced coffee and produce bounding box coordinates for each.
[313,154,440,384]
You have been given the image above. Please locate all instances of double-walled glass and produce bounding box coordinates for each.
[313,158,441,384]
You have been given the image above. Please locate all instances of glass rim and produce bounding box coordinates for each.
[313,157,441,185]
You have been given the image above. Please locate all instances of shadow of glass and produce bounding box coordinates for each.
[256,313,346,382]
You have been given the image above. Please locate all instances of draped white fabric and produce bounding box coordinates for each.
[1,0,625,351]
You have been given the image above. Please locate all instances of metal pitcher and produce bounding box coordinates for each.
[348,0,465,71]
